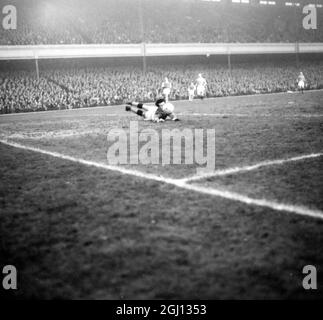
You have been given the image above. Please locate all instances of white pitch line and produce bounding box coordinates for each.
[0,139,177,184]
[3,129,104,140]
[182,153,323,183]
[0,112,125,118]
[177,113,248,117]
[1,139,323,220]
[172,182,323,220]
[177,113,323,118]
[0,105,113,117]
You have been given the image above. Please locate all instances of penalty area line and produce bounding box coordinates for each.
[174,182,323,220]
[183,153,323,183]
[177,113,323,118]
[1,139,323,220]
[0,139,177,185]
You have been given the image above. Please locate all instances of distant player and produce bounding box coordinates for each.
[196,73,207,99]
[125,98,179,122]
[188,82,196,101]
[297,72,306,94]
[161,77,172,102]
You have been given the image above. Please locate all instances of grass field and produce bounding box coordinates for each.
[0,90,323,299]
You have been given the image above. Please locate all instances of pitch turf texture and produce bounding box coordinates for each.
[0,91,323,299]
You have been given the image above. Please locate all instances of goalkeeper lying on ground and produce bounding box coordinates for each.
[125,98,179,122]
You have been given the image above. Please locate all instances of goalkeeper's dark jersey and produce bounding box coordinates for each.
[155,107,169,120]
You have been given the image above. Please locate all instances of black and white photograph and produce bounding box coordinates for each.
[0,0,322,303]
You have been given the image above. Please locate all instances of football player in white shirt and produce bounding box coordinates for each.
[161,77,172,102]
[188,82,196,101]
[297,72,306,94]
[125,98,179,122]
[196,73,207,99]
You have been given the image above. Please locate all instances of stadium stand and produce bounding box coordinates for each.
[1,61,323,113]
[0,0,322,45]
[1,0,322,113]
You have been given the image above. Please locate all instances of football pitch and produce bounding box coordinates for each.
[0,90,323,299]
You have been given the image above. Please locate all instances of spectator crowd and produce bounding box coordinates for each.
[1,0,322,45]
[1,61,323,114]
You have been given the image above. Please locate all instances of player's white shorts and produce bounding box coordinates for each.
[188,89,195,100]
[197,85,206,96]
[163,88,171,96]
[143,106,158,121]
[298,80,305,89]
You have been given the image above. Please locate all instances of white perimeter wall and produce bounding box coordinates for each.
[0,43,322,60]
